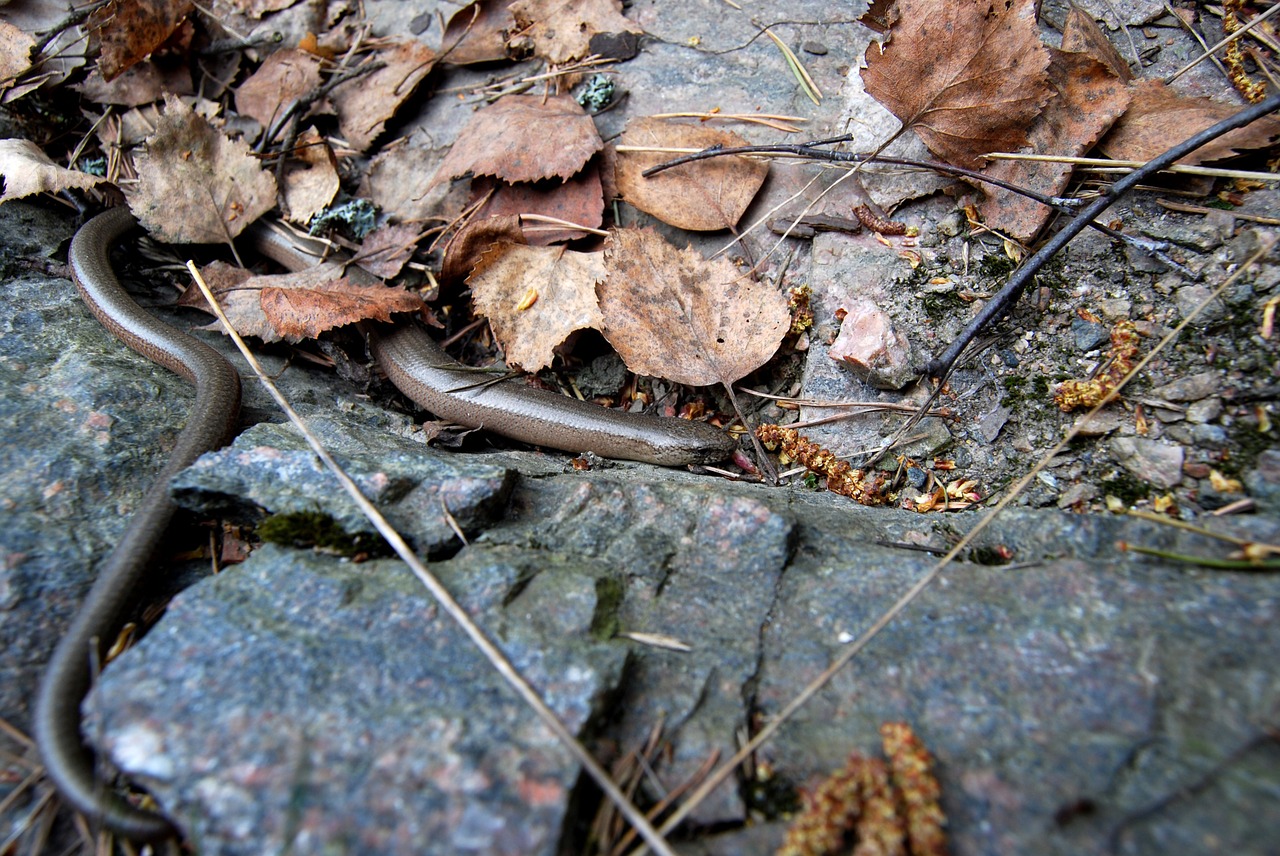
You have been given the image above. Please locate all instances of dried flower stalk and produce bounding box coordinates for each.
[756,424,889,505]
[1053,320,1140,411]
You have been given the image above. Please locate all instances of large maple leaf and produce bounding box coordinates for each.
[861,0,1052,170]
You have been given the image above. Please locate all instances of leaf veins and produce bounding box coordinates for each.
[861,0,1053,170]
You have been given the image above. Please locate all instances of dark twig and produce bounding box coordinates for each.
[925,91,1280,378]
[37,0,110,50]
[258,60,386,156]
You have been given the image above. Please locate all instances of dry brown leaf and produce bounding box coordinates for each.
[440,214,527,286]
[599,228,788,387]
[179,260,269,338]
[0,21,36,87]
[858,0,900,34]
[0,4,86,97]
[978,48,1131,241]
[182,258,424,343]
[469,242,605,372]
[861,0,1052,170]
[431,94,602,186]
[471,165,603,245]
[89,0,196,82]
[234,48,324,130]
[0,138,108,203]
[1061,5,1132,83]
[508,0,641,64]
[1098,80,1280,165]
[130,94,276,243]
[441,0,518,65]
[330,39,436,153]
[281,127,339,225]
[262,280,423,342]
[76,60,194,106]
[354,223,419,280]
[614,118,767,231]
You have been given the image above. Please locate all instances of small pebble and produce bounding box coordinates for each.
[1185,398,1222,424]
[801,41,828,55]
[1071,317,1109,352]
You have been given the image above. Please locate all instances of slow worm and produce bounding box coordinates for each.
[247,221,737,467]
[36,207,734,839]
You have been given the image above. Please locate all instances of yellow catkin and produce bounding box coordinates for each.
[1053,321,1140,412]
[881,722,949,856]
[756,424,888,505]
[1223,0,1266,103]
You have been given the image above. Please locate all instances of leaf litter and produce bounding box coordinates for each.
[4,0,1280,848]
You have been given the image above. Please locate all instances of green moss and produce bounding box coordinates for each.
[741,769,801,819]
[920,289,968,321]
[589,576,625,642]
[978,251,1017,278]
[1001,375,1028,406]
[1220,419,1276,477]
[1098,472,1151,504]
[257,511,388,557]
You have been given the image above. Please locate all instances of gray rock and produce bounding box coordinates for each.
[1185,397,1222,424]
[1138,215,1225,253]
[1190,423,1228,449]
[91,543,627,856]
[1071,317,1110,352]
[1153,371,1221,402]
[977,406,1011,444]
[1244,449,1280,514]
[1174,284,1226,324]
[173,417,516,555]
[756,506,1280,856]
[1110,437,1185,489]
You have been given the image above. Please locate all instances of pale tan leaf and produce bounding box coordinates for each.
[282,127,340,225]
[130,94,276,243]
[599,228,788,387]
[431,94,602,185]
[861,0,1052,170]
[508,0,641,64]
[0,21,37,85]
[468,242,605,372]
[0,139,107,203]
[614,118,767,231]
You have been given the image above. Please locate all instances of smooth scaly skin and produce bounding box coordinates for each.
[36,206,241,840]
[247,222,738,466]
[38,208,734,840]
